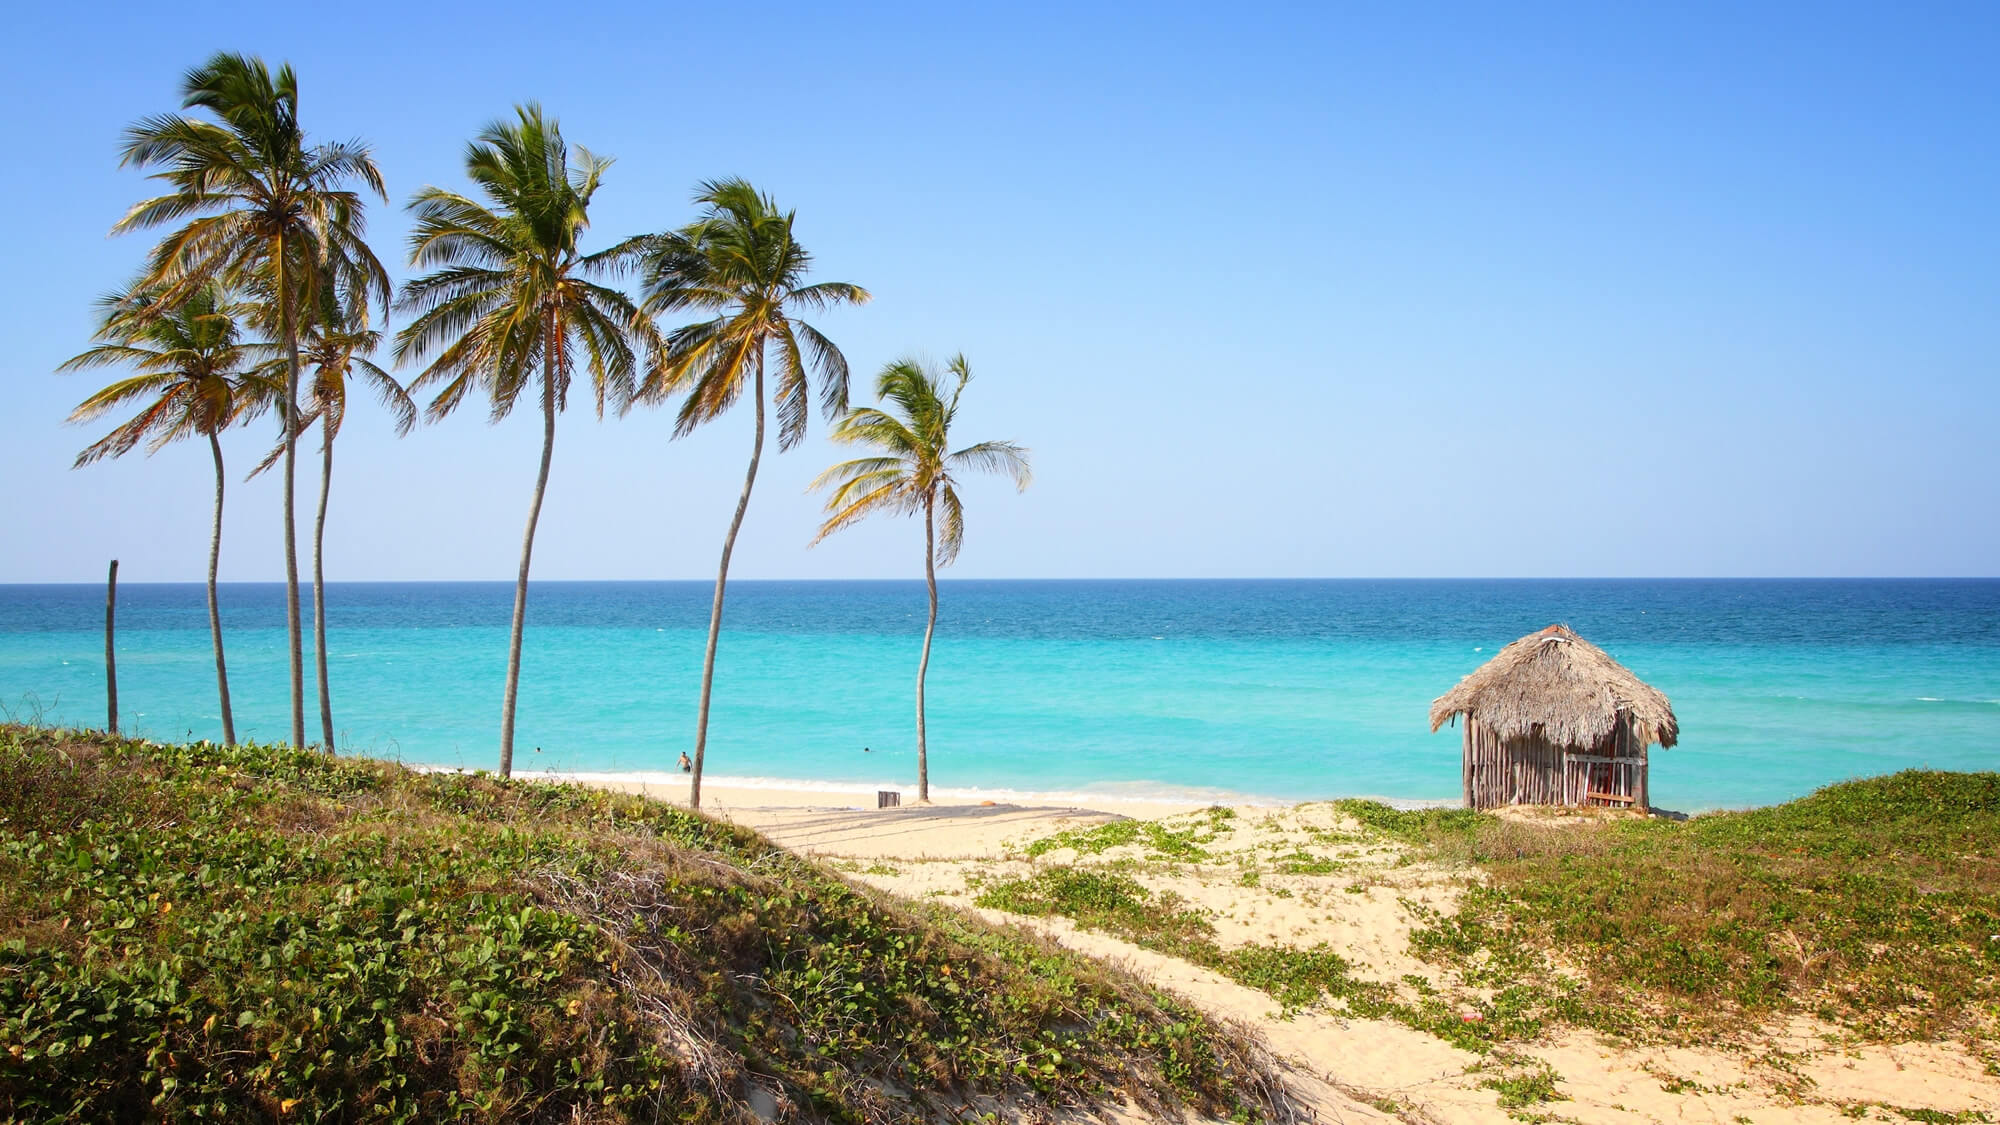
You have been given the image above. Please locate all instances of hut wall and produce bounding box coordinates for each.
[1463,719,1566,809]
[1564,715,1650,808]
[1462,714,1651,810]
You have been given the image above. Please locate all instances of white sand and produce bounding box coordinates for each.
[559,777,1999,1125]
[574,775,1214,858]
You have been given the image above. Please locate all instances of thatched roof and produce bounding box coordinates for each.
[1428,625,1678,750]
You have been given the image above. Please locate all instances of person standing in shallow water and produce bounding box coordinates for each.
[678,752,692,773]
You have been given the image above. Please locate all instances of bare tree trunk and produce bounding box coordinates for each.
[916,494,938,803]
[208,434,236,745]
[279,248,305,750]
[688,349,765,809]
[314,424,334,752]
[498,325,559,779]
[104,559,118,735]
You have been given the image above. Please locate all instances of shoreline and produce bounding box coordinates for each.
[470,765,1463,817]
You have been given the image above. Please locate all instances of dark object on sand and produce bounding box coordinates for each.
[878,790,901,808]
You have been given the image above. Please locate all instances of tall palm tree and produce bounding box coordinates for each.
[808,356,1030,803]
[635,179,869,808]
[114,52,390,750]
[252,284,415,752]
[60,283,279,747]
[394,104,644,778]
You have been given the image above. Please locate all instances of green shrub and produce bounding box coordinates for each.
[1383,771,2000,1040]
[0,728,1284,1123]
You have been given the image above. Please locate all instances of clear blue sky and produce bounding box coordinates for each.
[3,1,1995,582]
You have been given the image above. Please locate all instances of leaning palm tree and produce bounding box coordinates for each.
[114,52,390,750]
[252,283,415,751]
[635,179,869,808]
[808,356,1030,802]
[60,283,279,747]
[394,104,644,778]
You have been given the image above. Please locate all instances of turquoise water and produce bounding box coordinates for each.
[1,580,1996,810]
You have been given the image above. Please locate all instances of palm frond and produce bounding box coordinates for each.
[113,191,235,235]
[57,345,166,373]
[393,286,511,366]
[827,409,921,457]
[395,265,511,319]
[245,406,323,478]
[352,356,417,435]
[672,330,756,437]
[772,329,810,451]
[73,394,184,466]
[787,280,871,312]
[822,468,914,515]
[948,440,1033,490]
[791,318,850,422]
[937,486,967,565]
[65,372,186,420]
[404,189,515,270]
[805,456,907,492]
[810,478,911,548]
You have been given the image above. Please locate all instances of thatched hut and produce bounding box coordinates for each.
[1429,625,1677,810]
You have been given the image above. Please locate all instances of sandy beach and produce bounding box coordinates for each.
[570,773,1208,855]
[562,776,2000,1125]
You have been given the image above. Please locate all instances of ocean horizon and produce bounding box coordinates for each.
[3,577,1996,812]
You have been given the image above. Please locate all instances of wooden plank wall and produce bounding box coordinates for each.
[1462,715,1651,810]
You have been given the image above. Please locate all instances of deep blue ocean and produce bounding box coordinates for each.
[2,579,1995,810]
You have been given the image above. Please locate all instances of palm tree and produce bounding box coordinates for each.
[808,356,1029,802]
[252,284,415,752]
[60,283,279,747]
[114,52,390,750]
[635,179,869,808]
[393,104,644,778]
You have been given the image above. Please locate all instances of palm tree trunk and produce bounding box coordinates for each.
[104,559,118,736]
[314,423,334,752]
[689,349,766,810]
[278,248,305,750]
[208,433,236,746]
[498,322,558,778]
[916,493,938,803]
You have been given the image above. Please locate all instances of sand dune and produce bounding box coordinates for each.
[578,780,1998,1125]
